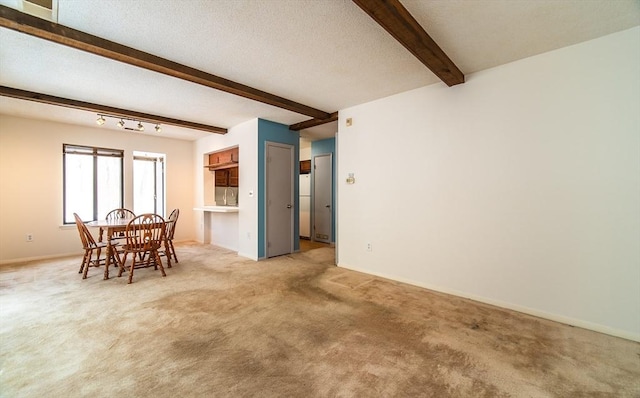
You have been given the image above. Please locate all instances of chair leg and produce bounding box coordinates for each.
[83,251,92,279]
[142,252,158,270]
[164,248,171,269]
[128,253,137,284]
[170,240,178,263]
[112,250,121,271]
[154,250,166,277]
[149,251,158,270]
[128,266,134,284]
[79,250,89,274]
[118,252,129,277]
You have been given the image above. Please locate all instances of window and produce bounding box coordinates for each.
[133,151,165,217]
[63,144,123,224]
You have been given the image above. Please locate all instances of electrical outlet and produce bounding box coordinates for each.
[26,234,33,242]
[366,243,372,252]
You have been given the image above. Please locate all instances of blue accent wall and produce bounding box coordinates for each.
[311,137,336,243]
[257,119,300,258]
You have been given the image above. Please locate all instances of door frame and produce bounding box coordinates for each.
[265,141,295,257]
[133,152,165,217]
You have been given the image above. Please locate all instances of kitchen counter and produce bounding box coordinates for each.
[193,206,239,213]
[195,206,239,249]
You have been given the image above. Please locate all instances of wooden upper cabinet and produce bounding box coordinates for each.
[228,167,239,187]
[215,170,228,187]
[208,147,240,188]
[300,160,311,174]
[208,153,218,165]
[206,147,239,170]
[214,167,239,187]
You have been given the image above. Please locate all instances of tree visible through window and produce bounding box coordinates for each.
[63,144,123,224]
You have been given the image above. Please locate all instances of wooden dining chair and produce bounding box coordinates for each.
[106,208,135,220]
[118,213,167,284]
[73,213,120,279]
[104,208,135,258]
[105,208,135,238]
[159,208,179,263]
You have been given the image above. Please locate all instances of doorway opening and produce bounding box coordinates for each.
[313,153,333,244]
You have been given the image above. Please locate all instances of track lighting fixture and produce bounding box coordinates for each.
[95,114,162,133]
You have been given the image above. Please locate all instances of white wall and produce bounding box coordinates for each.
[0,115,196,263]
[337,27,640,341]
[194,118,259,259]
[300,137,312,161]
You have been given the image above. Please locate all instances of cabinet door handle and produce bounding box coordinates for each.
[286,204,292,209]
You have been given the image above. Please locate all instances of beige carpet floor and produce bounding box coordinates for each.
[1,243,638,397]
[299,239,331,252]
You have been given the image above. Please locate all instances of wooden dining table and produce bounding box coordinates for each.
[87,218,172,280]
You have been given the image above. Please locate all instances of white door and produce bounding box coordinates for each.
[266,142,294,257]
[313,154,332,243]
[133,152,165,217]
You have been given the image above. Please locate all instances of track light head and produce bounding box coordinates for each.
[96,115,159,132]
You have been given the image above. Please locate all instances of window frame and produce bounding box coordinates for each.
[133,153,166,217]
[62,144,124,224]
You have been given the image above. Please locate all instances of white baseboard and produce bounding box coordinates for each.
[0,251,80,266]
[209,242,238,252]
[337,262,640,343]
[237,252,258,261]
[172,239,197,244]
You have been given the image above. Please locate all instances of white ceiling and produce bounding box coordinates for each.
[0,0,638,141]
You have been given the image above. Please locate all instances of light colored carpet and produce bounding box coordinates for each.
[1,243,638,397]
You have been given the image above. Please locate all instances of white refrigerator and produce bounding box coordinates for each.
[299,174,311,238]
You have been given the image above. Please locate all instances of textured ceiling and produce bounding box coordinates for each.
[0,0,638,141]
